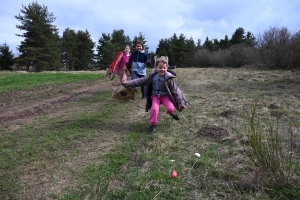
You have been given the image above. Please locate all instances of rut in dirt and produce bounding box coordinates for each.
[0,79,111,127]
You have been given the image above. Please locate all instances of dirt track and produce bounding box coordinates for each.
[0,79,110,129]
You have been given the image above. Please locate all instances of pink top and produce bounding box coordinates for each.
[119,53,130,70]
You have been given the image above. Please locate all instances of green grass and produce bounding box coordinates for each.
[0,71,105,93]
[0,69,300,199]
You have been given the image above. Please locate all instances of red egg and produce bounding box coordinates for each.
[171,171,178,178]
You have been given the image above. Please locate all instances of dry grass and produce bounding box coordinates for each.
[1,67,300,199]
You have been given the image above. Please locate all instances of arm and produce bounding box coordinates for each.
[127,53,133,70]
[168,79,188,111]
[119,54,127,71]
[144,53,151,66]
[123,76,149,88]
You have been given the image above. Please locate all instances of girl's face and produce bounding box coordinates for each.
[124,46,130,53]
[156,63,168,76]
[136,44,143,52]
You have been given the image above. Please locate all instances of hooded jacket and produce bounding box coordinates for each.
[123,70,188,112]
[128,50,150,76]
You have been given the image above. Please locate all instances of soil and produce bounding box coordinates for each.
[0,78,110,130]
[197,126,230,140]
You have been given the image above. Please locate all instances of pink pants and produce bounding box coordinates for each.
[116,70,127,83]
[150,95,175,125]
[114,65,127,83]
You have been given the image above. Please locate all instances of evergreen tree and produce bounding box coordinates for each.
[168,33,179,64]
[96,33,112,70]
[15,1,61,71]
[203,37,214,51]
[111,29,132,52]
[230,27,256,47]
[244,31,257,47]
[156,33,196,66]
[156,38,170,56]
[230,27,246,45]
[95,29,132,70]
[219,35,230,50]
[60,28,77,70]
[0,43,14,70]
[74,30,95,70]
[101,42,116,69]
[174,34,189,64]
[182,36,196,65]
[196,39,202,49]
[213,39,220,51]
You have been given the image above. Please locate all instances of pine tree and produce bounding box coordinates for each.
[111,29,132,52]
[230,27,246,45]
[15,1,61,71]
[156,33,196,66]
[196,39,202,50]
[96,33,113,70]
[156,38,170,57]
[244,31,257,47]
[175,34,189,64]
[96,29,132,70]
[61,28,77,70]
[0,43,14,70]
[220,35,230,50]
[203,37,214,51]
[74,30,95,70]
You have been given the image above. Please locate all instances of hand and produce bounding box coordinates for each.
[145,60,150,64]
[181,105,187,110]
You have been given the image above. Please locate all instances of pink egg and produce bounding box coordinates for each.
[171,171,178,178]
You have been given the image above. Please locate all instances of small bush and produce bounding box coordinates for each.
[244,103,300,198]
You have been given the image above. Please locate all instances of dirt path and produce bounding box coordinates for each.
[0,78,111,129]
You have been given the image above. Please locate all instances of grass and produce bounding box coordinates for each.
[0,68,300,199]
[0,71,105,93]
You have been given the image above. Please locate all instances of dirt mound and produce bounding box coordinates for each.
[197,126,230,139]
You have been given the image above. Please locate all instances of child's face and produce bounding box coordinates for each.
[124,46,130,53]
[136,44,143,52]
[156,63,168,76]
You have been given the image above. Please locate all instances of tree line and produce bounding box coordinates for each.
[1,1,299,71]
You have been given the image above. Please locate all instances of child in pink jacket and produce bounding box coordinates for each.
[113,45,131,83]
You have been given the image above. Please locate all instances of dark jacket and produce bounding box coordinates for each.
[123,70,188,112]
[128,50,151,76]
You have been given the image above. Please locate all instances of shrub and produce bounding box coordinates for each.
[244,103,300,198]
[188,49,210,67]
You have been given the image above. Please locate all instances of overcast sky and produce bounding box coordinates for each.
[1,0,300,55]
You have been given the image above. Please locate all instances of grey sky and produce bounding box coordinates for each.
[1,0,299,55]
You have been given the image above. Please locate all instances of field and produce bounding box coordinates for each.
[0,68,300,199]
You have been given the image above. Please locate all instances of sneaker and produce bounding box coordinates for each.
[170,112,180,120]
[148,124,157,134]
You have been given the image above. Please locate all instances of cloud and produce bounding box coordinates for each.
[1,0,299,54]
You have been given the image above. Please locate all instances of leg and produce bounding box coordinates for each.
[138,74,146,98]
[161,95,179,120]
[150,96,161,125]
[161,95,175,114]
[131,71,138,90]
[141,85,146,98]
[119,70,127,83]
